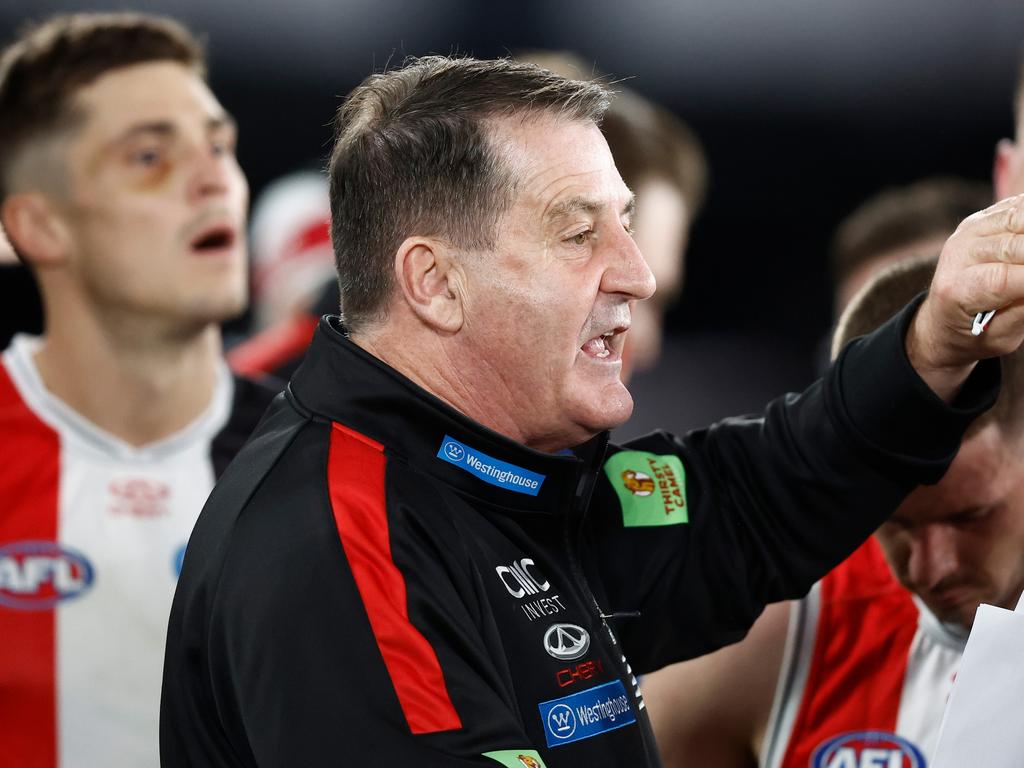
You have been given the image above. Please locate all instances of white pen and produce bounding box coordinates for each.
[972,310,997,336]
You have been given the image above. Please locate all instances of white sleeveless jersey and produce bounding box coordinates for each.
[761,539,966,768]
[0,336,240,767]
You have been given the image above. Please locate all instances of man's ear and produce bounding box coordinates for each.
[1,193,72,269]
[393,236,465,333]
[994,139,1020,202]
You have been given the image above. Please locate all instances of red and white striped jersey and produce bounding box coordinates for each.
[762,538,966,768]
[0,335,272,767]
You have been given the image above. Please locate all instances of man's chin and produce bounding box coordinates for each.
[186,289,248,325]
[923,599,978,634]
[572,383,634,435]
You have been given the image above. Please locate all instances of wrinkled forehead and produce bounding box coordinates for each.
[485,112,628,214]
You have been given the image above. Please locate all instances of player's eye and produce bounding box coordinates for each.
[131,148,162,167]
[210,138,235,157]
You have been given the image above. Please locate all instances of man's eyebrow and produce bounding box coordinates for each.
[110,120,177,146]
[544,195,602,225]
[543,193,637,227]
[209,114,237,134]
[109,114,236,147]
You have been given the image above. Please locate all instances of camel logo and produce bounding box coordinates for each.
[482,749,548,767]
[604,450,689,527]
[543,623,590,661]
[621,469,655,496]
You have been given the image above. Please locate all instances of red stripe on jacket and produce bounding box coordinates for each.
[0,363,60,767]
[327,421,462,734]
[781,538,919,767]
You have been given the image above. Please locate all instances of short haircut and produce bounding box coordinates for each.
[328,55,612,332]
[834,256,1024,441]
[830,177,991,288]
[518,50,707,216]
[0,13,204,199]
[832,255,936,360]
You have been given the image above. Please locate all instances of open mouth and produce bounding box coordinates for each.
[581,326,628,360]
[189,225,236,254]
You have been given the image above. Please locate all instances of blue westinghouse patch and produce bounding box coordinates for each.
[537,679,636,748]
[437,435,545,496]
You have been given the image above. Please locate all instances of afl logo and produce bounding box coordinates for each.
[812,731,926,768]
[621,469,655,496]
[0,540,95,610]
[444,442,465,461]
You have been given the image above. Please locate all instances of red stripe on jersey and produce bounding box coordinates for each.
[327,422,462,734]
[781,538,919,767]
[0,363,60,767]
[227,313,319,378]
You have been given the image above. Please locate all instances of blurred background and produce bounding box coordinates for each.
[2,0,1022,437]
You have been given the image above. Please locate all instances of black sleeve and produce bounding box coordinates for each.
[585,298,999,672]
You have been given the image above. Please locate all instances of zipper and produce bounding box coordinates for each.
[562,460,639,679]
[562,445,659,765]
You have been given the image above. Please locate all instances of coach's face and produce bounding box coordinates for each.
[463,115,655,451]
[875,422,1024,630]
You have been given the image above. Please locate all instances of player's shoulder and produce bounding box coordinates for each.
[0,341,58,447]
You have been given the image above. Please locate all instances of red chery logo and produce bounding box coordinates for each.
[556,659,604,688]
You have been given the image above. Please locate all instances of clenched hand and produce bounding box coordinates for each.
[908,193,1024,402]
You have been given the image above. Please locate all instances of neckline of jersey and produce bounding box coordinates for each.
[3,333,234,462]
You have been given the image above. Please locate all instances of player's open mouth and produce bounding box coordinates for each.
[189,225,237,254]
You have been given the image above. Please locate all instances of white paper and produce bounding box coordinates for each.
[931,602,1024,768]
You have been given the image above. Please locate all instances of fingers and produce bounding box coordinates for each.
[977,302,1024,343]
[950,263,1024,311]
[970,231,1024,265]
[956,193,1024,238]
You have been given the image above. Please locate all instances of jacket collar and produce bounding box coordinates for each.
[288,316,608,514]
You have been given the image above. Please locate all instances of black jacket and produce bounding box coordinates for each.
[161,306,996,767]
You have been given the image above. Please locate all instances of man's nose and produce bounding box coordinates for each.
[905,526,959,591]
[604,230,656,301]
[187,145,238,203]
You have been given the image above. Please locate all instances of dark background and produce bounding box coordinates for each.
[2,0,1022,436]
